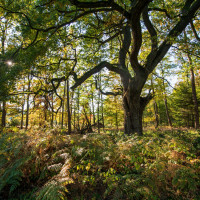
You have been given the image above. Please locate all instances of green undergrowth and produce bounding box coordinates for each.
[0,126,200,200]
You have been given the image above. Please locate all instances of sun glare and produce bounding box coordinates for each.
[6,61,13,66]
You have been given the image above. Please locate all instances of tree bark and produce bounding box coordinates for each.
[122,78,152,135]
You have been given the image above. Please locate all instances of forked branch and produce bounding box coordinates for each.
[71,61,127,90]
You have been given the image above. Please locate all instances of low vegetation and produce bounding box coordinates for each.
[0,127,200,200]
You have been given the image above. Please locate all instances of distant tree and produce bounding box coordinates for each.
[171,81,200,127]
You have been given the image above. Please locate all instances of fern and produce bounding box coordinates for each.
[36,180,68,200]
[0,156,30,196]
[0,168,23,195]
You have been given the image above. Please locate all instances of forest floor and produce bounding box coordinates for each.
[0,126,200,200]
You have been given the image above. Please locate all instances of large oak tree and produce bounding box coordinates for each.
[1,0,200,135]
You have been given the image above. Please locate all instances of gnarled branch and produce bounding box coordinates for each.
[119,24,131,68]
[130,0,150,72]
[69,0,131,20]
[143,5,158,52]
[71,61,129,90]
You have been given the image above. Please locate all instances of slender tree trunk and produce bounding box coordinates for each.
[91,90,95,125]
[101,92,104,131]
[26,75,31,129]
[83,105,92,132]
[97,75,101,133]
[114,96,118,130]
[151,79,159,128]
[97,91,100,133]
[164,97,172,127]
[67,80,71,134]
[153,101,159,128]
[90,105,92,125]
[21,85,25,129]
[2,101,6,127]
[44,78,48,123]
[1,28,6,128]
[51,93,54,127]
[44,95,48,121]
[161,69,172,127]
[61,80,66,129]
[184,30,199,129]
[77,88,80,130]
[189,61,199,129]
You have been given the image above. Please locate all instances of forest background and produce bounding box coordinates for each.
[0,0,200,199]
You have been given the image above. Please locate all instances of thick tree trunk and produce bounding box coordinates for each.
[123,98,143,135]
[122,80,152,135]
